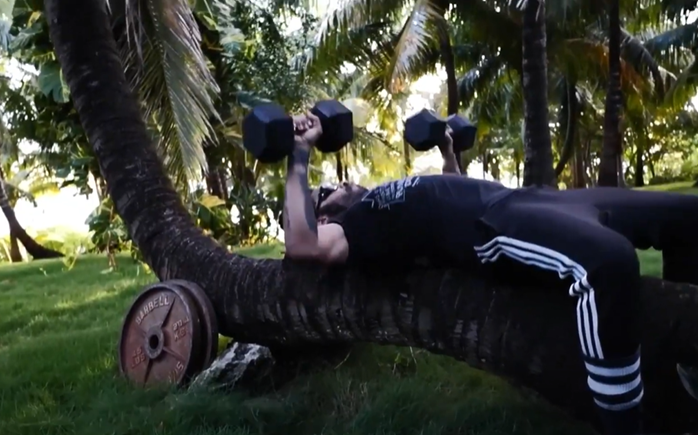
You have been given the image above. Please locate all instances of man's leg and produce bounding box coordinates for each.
[559,187,698,284]
[557,187,698,250]
[475,200,643,435]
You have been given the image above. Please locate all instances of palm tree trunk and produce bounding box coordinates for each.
[597,0,622,186]
[554,79,578,178]
[8,233,22,262]
[635,137,645,187]
[46,0,698,433]
[0,172,63,260]
[438,21,463,173]
[572,143,586,188]
[204,144,228,200]
[521,0,555,187]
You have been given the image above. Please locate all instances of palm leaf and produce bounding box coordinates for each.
[644,23,698,52]
[620,28,671,98]
[642,23,698,69]
[117,0,220,189]
[665,55,698,107]
[384,0,444,92]
[458,55,504,105]
[304,22,393,76]
[314,0,410,51]
[451,0,522,68]
[660,0,698,20]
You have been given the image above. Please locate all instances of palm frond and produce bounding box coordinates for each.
[665,55,698,107]
[313,0,410,52]
[304,22,393,77]
[384,0,444,92]
[118,0,220,189]
[620,28,669,98]
[458,55,504,105]
[556,38,652,97]
[644,22,698,51]
[451,0,522,69]
[660,0,698,21]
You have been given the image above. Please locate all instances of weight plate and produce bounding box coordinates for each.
[169,280,219,370]
[118,282,203,387]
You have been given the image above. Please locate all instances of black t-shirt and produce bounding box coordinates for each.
[330,175,512,268]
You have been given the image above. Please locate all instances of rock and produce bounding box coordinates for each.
[190,341,354,393]
[191,342,276,392]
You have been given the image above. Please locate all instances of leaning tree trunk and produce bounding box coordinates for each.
[46,1,698,433]
[204,141,228,200]
[554,79,578,178]
[597,0,623,186]
[521,0,555,187]
[8,233,21,262]
[436,13,463,174]
[0,173,63,260]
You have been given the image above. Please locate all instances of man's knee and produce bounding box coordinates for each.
[590,238,640,289]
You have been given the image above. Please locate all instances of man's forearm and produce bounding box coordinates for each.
[441,151,461,175]
[283,146,318,252]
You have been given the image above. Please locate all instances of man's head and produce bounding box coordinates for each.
[314,182,368,225]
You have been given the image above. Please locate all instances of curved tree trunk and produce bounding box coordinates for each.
[204,141,228,200]
[46,1,698,433]
[437,17,463,174]
[0,173,63,260]
[554,79,578,178]
[597,0,622,186]
[521,0,555,187]
[635,131,645,187]
[8,233,22,262]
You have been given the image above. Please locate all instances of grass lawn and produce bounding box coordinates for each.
[0,245,665,435]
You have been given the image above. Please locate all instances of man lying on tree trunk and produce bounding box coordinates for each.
[282,112,698,435]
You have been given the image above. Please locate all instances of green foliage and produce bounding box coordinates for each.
[84,197,137,259]
[2,0,698,266]
[37,60,68,102]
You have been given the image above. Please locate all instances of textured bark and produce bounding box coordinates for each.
[438,19,463,173]
[46,1,698,434]
[554,80,578,178]
[597,0,623,187]
[8,233,21,262]
[204,142,228,200]
[0,175,63,260]
[635,139,645,187]
[521,0,555,187]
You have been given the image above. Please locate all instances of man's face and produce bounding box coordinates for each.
[315,182,360,225]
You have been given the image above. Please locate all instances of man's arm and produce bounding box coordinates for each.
[282,114,348,263]
[439,127,461,175]
[441,150,461,175]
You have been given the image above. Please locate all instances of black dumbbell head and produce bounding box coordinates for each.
[242,103,295,163]
[446,114,477,153]
[311,100,354,153]
[404,108,446,151]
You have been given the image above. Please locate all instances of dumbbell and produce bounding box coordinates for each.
[403,108,477,153]
[242,100,354,163]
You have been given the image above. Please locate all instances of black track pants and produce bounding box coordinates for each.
[473,186,698,418]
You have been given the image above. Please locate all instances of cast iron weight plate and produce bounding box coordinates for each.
[118,282,204,387]
[169,279,219,370]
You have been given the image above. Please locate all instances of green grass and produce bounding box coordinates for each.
[635,180,698,194]
[0,243,666,435]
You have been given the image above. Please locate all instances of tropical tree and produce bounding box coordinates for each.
[43,1,698,434]
[0,77,63,261]
[597,0,624,186]
[521,0,555,186]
